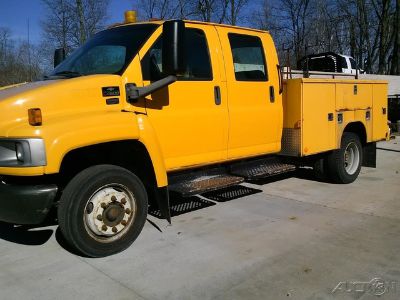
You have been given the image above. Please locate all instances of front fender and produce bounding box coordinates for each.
[44,112,168,187]
[0,111,138,176]
[1,110,168,187]
[136,114,168,187]
[41,111,142,174]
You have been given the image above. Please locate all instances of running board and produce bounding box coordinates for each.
[230,158,296,180]
[168,169,244,197]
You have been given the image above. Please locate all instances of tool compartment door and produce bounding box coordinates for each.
[372,83,388,141]
[302,82,336,155]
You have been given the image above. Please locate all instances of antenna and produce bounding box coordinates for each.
[27,18,32,82]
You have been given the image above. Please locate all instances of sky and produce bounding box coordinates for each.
[0,0,135,44]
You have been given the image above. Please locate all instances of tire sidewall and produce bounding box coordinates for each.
[59,165,148,257]
[336,133,363,183]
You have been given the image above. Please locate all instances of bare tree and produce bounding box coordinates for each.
[254,0,399,74]
[372,0,392,73]
[225,0,248,25]
[136,0,186,19]
[41,0,75,54]
[256,0,313,64]
[133,0,250,24]
[0,27,11,65]
[390,0,400,74]
[0,27,44,86]
[76,0,86,44]
[41,0,110,53]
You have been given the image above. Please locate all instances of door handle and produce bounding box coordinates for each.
[269,86,275,103]
[214,86,221,105]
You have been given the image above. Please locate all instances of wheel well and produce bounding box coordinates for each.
[343,122,366,145]
[59,140,157,199]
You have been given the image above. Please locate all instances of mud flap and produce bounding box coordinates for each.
[362,142,376,168]
[153,186,171,224]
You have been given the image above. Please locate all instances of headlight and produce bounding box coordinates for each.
[0,138,46,167]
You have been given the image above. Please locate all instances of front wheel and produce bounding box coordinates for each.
[58,165,148,257]
[327,133,363,184]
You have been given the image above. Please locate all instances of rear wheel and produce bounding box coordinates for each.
[58,165,148,257]
[327,132,363,184]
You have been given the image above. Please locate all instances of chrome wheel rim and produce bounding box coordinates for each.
[344,142,360,175]
[84,184,136,243]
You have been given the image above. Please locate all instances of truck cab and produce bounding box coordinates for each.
[298,52,363,74]
[0,18,388,257]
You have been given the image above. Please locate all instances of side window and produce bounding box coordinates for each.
[141,28,213,81]
[309,57,336,72]
[350,58,357,69]
[339,56,348,71]
[228,33,268,81]
[141,38,162,81]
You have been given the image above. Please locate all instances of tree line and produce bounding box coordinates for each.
[0,0,399,87]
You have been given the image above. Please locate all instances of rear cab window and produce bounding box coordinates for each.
[228,33,268,81]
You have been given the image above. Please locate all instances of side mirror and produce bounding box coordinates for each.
[162,20,186,76]
[54,48,66,68]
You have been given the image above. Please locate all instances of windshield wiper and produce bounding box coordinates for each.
[54,71,83,78]
[44,70,83,80]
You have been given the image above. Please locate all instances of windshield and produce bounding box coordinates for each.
[50,24,158,78]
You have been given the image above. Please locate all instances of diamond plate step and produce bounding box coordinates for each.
[230,158,296,180]
[168,169,244,197]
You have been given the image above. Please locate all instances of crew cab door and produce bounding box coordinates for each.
[216,28,282,159]
[138,24,228,170]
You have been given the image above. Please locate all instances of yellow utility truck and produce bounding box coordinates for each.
[0,17,389,257]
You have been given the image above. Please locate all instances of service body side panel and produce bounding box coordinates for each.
[282,79,388,157]
[372,83,389,140]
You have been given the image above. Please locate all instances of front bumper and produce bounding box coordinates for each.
[0,182,57,225]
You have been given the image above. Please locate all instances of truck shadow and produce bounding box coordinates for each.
[149,186,263,220]
[0,221,54,246]
[0,170,323,254]
[246,168,330,185]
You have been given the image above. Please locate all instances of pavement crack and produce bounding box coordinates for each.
[76,257,150,300]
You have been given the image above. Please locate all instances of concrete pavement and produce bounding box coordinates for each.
[0,138,399,300]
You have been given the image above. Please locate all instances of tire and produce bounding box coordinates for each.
[327,132,363,184]
[58,165,148,257]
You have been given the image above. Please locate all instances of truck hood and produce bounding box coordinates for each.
[0,75,124,136]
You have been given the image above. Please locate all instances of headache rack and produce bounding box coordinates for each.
[282,67,359,80]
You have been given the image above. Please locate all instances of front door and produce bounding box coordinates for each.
[138,24,228,171]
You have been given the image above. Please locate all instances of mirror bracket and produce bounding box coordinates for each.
[126,75,177,102]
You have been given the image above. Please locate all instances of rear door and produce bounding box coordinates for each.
[216,28,282,159]
[138,24,228,170]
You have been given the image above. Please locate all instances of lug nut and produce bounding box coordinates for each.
[125,208,131,215]
[111,196,117,202]
[121,220,127,226]
[101,203,107,209]
[101,225,108,231]
[121,198,127,205]
[112,227,118,233]
[97,215,103,221]
[86,202,94,214]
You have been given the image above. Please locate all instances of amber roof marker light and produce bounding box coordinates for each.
[28,108,43,126]
[124,11,137,23]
